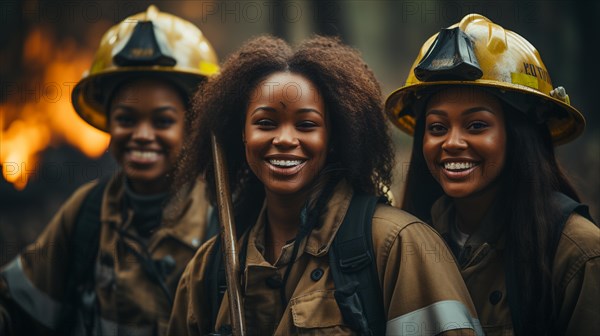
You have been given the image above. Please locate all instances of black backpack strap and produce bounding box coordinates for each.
[329,193,386,336]
[204,207,220,244]
[206,238,227,335]
[551,192,595,230]
[205,228,251,336]
[506,192,595,334]
[57,179,108,335]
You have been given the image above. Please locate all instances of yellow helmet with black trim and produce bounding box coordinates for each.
[72,5,219,131]
[385,14,585,145]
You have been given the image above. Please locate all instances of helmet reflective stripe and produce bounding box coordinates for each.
[1,257,63,329]
[386,300,484,336]
[385,13,585,145]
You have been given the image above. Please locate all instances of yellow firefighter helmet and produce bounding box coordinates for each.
[72,5,219,131]
[385,14,585,145]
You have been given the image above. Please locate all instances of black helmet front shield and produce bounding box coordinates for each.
[414,27,483,82]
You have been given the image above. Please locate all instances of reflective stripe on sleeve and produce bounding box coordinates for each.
[386,300,484,336]
[0,257,63,329]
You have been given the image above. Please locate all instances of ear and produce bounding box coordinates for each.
[242,130,246,144]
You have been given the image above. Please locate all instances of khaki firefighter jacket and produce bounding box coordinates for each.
[0,172,211,335]
[168,180,483,335]
[430,196,600,335]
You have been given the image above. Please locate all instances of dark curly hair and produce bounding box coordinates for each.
[177,35,394,223]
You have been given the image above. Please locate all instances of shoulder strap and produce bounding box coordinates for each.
[71,180,109,288]
[551,192,595,230]
[57,179,108,335]
[329,193,386,336]
[506,192,595,334]
[206,230,250,336]
[204,207,220,244]
[206,193,387,335]
[206,238,227,334]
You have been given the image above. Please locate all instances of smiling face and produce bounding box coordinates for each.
[422,86,506,199]
[244,72,328,197]
[108,78,186,194]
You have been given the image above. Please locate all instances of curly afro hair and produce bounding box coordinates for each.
[177,35,394,211]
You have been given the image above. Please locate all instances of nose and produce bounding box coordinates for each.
[272,125,299,148]
[441,128,467,152]
[132,121,155,143]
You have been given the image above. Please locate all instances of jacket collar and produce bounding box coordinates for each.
[247,179,354,261]
[100,172,209,249]
[305,179,353,256]
[159,177,210,248]
[430,195,505,250]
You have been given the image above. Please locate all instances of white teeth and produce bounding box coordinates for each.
[131,150,158,160]
[444,162,475,171]
[269,159,304,167]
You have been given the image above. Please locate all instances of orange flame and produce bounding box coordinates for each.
[1,27,110,190]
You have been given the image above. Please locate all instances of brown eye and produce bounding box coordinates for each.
[297,120,317,130]
[467,121,488,131]
[114,114,135,127]
[154,116,175,128]
[427,123,447,135]
[255,119,276,129]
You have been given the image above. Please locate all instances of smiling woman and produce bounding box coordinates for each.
[390,14,599,336]
[0,6,220,336]
[244,72,328,199]
[169,35,482,335]
[108,78,187,195]
[423,87,506,211]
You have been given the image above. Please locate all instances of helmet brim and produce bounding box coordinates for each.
[385,80,585,146]
[72,68,208,132]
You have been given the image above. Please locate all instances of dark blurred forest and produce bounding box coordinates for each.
[1,0,598,265]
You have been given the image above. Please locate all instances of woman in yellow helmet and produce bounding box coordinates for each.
[168,35,482,336]
[387,14,599,335]
[0,6,219,335]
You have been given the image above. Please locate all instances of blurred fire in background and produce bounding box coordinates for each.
[0,1,120,261]
[1,0,598,264]
[1,27,109,190]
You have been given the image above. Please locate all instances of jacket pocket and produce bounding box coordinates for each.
[290,290,354,335]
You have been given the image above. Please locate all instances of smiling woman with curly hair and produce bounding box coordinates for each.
[178,35,394,212]
[169,35,482,335]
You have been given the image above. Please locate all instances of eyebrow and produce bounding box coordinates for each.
[250,106,324,117]
[426,106,497,117]
[111,105,179,114]
[250,106,277,116]
[297,108,324,117]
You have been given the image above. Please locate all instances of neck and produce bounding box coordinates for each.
[453,182,500,235]
[129,176,170,195]
[263,189,310,263]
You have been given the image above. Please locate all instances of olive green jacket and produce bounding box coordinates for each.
[431,196,600,335]
[168,180,483,335]
[0,173,211,335]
